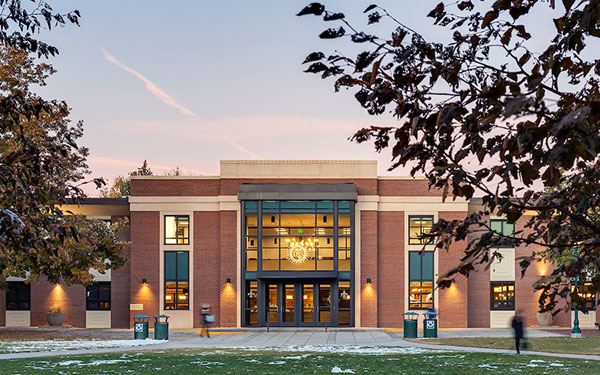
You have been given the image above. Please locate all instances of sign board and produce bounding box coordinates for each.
[426,320,435,329]
[130,304,144,311]
[134,323,144,332]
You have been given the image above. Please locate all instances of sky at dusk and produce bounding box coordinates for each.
[32,1,556,196]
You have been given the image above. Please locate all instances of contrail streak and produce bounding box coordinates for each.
[101,48,196,117]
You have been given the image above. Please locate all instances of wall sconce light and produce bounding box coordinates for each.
[271,215,275,223]
[142,278,147,284]
[226,278,231,284]
[366,278,372,284]
[323,216,327,223]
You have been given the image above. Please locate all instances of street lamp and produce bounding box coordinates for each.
[571,246,582,338]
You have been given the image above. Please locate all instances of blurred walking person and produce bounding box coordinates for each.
[200,304,212,338]
[511,310,525,354]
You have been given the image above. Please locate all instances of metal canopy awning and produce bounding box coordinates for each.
[237,183,357,201]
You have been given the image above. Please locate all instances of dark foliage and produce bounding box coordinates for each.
[299,1,600,313]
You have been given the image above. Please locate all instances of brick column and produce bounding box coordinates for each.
[438,211,469,328]
[220,211,238,327]
[129,211,160,328]
[194,211,221,327]
[467,221,490,328]
[360,210,378,327]
[377,211,404,327]
[31,277,86,327]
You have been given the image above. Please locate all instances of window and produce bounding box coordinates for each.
[490,282,515,310]
[572,282,596,311]
[164,215,189,245]
[244,200,353,272]
[490,219,515,247]
[409,216,434,245]
[409,251,434,309]
[6,281,30,310]
[86,282,111,310]
[164,251,189,310]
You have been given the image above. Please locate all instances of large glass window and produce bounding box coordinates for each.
[338,281,351,326]
[164,251,189,310]
[6,281,30,310]
[409,216,434,245]
[490,219,515,247]
[409,251,434,309]
[244,200,352,272]
[86,282,111,310]
[164,215,189,245]
[572,282,596,311]
[490,281,515,310]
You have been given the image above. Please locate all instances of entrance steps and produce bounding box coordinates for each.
[209,327,385,333]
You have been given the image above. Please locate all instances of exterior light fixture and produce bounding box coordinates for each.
[226,278,231,284]
[323,216,327,223]
[271,216,275,223]
[366,278,372,284]
[142,278,147,284]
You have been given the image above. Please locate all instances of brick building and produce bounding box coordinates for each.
[1,160,597,329]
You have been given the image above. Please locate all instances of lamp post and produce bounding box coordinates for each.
[571,246,582,338]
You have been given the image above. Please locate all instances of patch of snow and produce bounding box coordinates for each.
[549,363,564,367]
[232,345,438,355]
[0,339,164,354]
[331,366,354,374]
[267,361,286,365]
[57,360,83,366]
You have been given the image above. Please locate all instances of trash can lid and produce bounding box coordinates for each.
[403,312,419,316]
[423,312,438,317]
[154,314,170,318]
[134,314,150,319]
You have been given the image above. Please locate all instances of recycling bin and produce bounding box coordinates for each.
[154,314,169,340]
[423,312,438,338]
[133,314,149,339]
[403,312,419,338]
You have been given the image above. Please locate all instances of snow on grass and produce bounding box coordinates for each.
[331,366,355,373]
[0,339,165,354]
[231,345,440,355]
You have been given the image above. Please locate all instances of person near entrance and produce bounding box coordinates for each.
[200,304,212,338]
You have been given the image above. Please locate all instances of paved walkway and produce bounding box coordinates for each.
[1,327,599,361]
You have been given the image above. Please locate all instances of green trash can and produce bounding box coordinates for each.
[423,312,438,338]
[403,312,419,338]
[133,314,149,340]
[154,314,169,340]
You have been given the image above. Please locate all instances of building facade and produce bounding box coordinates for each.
[1,160,597,329]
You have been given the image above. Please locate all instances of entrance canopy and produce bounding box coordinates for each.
[238,183,358,201]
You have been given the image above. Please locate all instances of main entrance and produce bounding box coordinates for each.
[262,280,351,327]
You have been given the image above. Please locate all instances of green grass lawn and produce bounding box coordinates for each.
[405,336,600,355]
[2,349,598,374]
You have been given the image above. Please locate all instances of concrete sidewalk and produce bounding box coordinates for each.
[1,327,598,361]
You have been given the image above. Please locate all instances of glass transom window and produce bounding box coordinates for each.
[243,200,353,272]
[409,216,434,245]
[165,215,189,245]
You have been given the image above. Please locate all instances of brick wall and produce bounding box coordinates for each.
[193,211,221,327]
[131,179,220,196]
[111,215,131,328]
[0,278,5,326]
[377,211,404,327]
[377,179,442,197]
[467,220,490,328]
[30,277,86,327]
[360,211,378,327]
[129,211,160,328]
[437,211,469,328]
[220,211,238,327]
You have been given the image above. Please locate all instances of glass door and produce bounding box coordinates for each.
[282,283,296,325]
[301,283,315,325]
[265,283,278,325]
